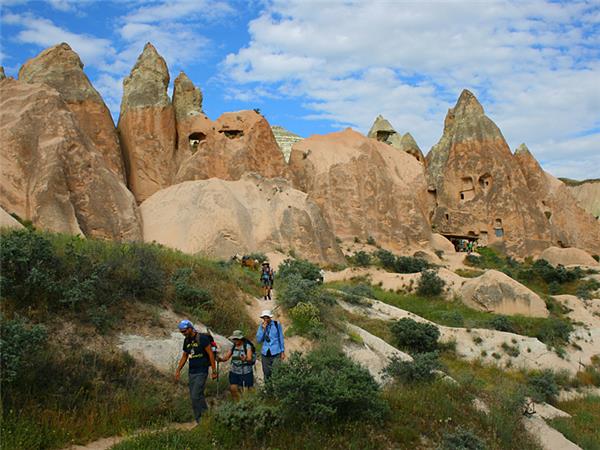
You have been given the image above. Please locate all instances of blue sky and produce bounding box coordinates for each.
[1,0,599,179]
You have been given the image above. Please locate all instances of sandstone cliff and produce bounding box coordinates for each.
[564,179,600,220]
[18,43,125,182]
[515,144,600,255]
[174,110,288,183]
[289,128,432,250]
[426,90,551,257]
[117,43,176,203]
[272,125,303,162]
[0,78,141,240]
[139,174,344,264]
[368,115,425,163]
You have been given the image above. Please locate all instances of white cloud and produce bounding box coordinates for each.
[222,0,600,178]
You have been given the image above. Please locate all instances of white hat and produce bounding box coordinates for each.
[260,309,273,318]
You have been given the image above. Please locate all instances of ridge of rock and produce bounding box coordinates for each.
[399,132,425,164]
[118,42,176,203]
[18,43,125,181]
[272,125,303,162]
[173,71,203,122]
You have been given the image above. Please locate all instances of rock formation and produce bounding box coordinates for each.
[426,90,552,257]
[272,125,303,162]
[289,128,432,250]
[368,115,425,163]
[563,179,600,220]
[139,174,344,264]
[0,207,23,229]
[0,78,141,240]
[460,270,549,317]
[172,71,204,168]
[0,66,5,80]
[539,247,599,267]
[515,144,600,255]
[18,43,125,181]
[117,43,176,203]
[174,110,288,183]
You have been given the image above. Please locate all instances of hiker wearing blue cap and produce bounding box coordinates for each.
[175,320,218,423]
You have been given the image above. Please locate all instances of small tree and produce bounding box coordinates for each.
[390,318,440,353]
[417,270,445,297]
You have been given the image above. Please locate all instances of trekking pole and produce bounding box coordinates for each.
[216,358,220,398]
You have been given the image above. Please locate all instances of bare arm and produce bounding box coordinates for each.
[174,352,188,381]
[205,343,218,379]
[219,348,233,362]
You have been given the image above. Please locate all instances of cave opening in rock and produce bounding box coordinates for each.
[188,132,206,154]
[460,177,475,201]
[219,129,244,139]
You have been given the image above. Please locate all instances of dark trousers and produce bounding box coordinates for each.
[188,371,208,422]
[261,353,281,381]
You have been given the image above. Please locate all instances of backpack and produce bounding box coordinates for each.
[232,338,257,366]
[195,331,218,365]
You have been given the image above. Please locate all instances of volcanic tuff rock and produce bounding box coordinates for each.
[174,110,288,183]
[289,128,432,250]
[172,71,203,121]
[0,207,23,229]
[272,125,303,162]
[368,115,425,163]
[539,247,599,267]
[118,43,176,203]
[0,78,141,240]
[426,90,551,257]
[565,180,600,219]
[460,270,549,317]
[515,144,600,255]
[139,174,344,264]
[18,43,125,181]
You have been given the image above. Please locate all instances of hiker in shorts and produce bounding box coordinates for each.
[174,320,218,423]
[256,309,285,381]
[218,330,255,401]
[260,261,274,300]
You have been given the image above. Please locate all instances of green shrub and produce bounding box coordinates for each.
[489,315,514,333]
[440,427,485,450]
[338,284,375,303]
[576,279,600,300]
[0,316,47,385]
[214,395,281,436]
[353,251,371,267]
[171,268,212,309]
[366,236,377,246]
[437,311,464,327]
[383,352,441,383]
[417,270,445,297]
[527,370,559,403]
[264,346,388,423]
[277,258,322,283]
[532,259,583,284]
[535,318,573,347]
[391,318,440,353]
[277,274,334,310]
[375,249,396,270]
[289,302,322,337]
[395,256,430,273]
[246,252,267,263]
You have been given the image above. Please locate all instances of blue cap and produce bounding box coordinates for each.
[178,319,193,330]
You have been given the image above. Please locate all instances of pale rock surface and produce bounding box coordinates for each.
[289,128,432,251]
[0,207,23,229]
[140,174,344,265]
[272,125,303,162]
[343,323,412,383]
[430,233,456,254]
[367,115,425,163]
[339,296,593,374]
[118,43,176,203]
[174,110,288,183]
[0,78,141,240]
[515,144,600,255]
[18,43,125,181]
[566,180,600,219]
[539,246,599,267]
[426,90,551,257]
[460,270,549,317]
[522,416,582,450]
[172,71,203,169]
[399,133,426,164]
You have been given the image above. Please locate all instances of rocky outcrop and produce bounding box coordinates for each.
[367,115,424,163]
[460,270,549,317]
[565,180,600,219]
[0,207,23,229]
[172,71,204,168]
[139,174,344,264]
[174,110,288,183]
[272,125,303,162]
[430,233,456,254]
[0,78,141,240]
[117,43,176,203]
[426,90,552,257]
[18,43,125,181]
[289,128,432,250]
[539,247,599,267]
[515,144,600,255]
[0,66,5,80]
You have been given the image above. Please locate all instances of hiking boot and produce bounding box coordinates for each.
[267,293,271,300]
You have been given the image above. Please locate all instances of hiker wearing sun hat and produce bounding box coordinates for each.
[218,329,257,400]
[256,309,285,381]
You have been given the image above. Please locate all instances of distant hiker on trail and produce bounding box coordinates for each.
[175,320,218,423]
[218,330,255,400]
[256,309,285,381]
[260,261,274,300]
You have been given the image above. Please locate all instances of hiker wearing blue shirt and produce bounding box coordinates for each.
[256,309,285,380]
